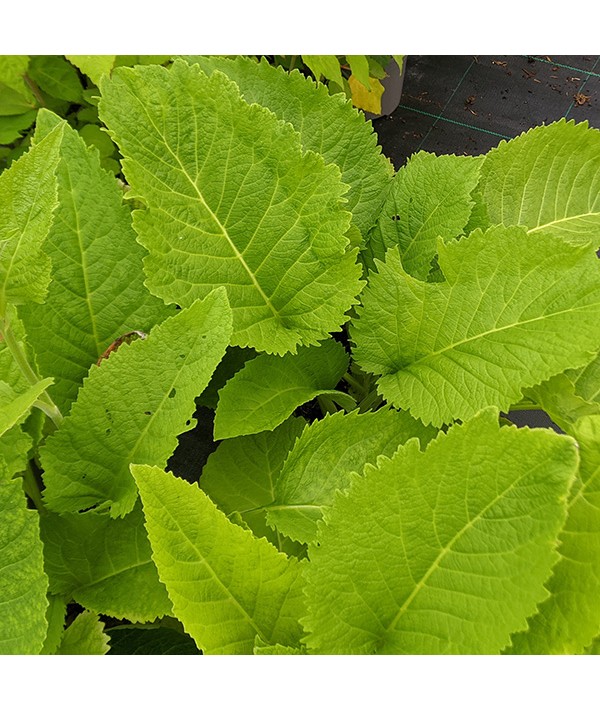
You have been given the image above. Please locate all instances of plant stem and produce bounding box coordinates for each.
[0,316,63,428]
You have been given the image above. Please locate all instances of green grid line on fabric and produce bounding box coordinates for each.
[414,58,476,151]
[398,104,513,141]
[526,55,600,80]
[562,56,600,120]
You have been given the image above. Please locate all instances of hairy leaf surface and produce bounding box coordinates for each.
[366,152,481,277]
[477,119,600,244]
[0,459,48,654]
[0,121,64,310]
[201,417,306,554]
[352,225,600,426]
[214,339,351,439]
[21,111,171,413]
[303,410,576,654]
[183,55,392,234]
[508,415,600,653]
[99,60,363,354]
[267,408,437,544]
[40,504,172,622]
[133,464,306,654]
[41,290,232,516]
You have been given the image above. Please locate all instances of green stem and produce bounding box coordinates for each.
[0,316,63,428]
[317,394,338,416]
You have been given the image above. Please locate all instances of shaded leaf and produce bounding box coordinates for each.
[214,339,350,439]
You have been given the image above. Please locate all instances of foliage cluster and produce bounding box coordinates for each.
[2,55,600,655]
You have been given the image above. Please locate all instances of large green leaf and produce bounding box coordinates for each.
[98,60,363,354]
[352,225,600,426]
[40,289,232,517]
[0,120,64,310]
[365,152,481,277]
[476,119,600,245]
[213,339,351,439]
[39,504,172,622]
[303,409,577,654]
[0,459,48,654]
[508,415,600,653]
[133,464,306,654]
[201,417,306,554]
[21,110,171,414]
[182,55,392,235]
[266,408,437,544]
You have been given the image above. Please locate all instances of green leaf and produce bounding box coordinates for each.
[214,339,350,439]
[41,289,232,517]
[40,595,67,655]
[253,636,305,654]
[0,110,37,144]
[78,123,116,158]
[266,408,437,544]
[0,461,48,654]
[303,409,577,654]
[107,626,200,654]
[0,378,52,436]
[201,417,306,554]
[567,353,600,403]
[66,55,116,86]
[39,504,172,622]
[477,119,600,245]
[302,55,344,87]
[28,56,83,104]
[508,415,600,653]
[0,56,32,101]
[0,424,32,477]
[132,464,307,654]
[526,374,600,433]
[56,611,109,655]
[197,345,257,410]
[183,55,392,234]
[346,55,371,89]
[365,152,482,278]
[99,60,362,354]
[0,82,36,115]
[352,225,600,426]
[0,120,64,310]
[20,110,171,414]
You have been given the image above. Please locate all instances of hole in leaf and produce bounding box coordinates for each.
[144,411,152,416]
[105,428,111,435]
[169,388,176,398]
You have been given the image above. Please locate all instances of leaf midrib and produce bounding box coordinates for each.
[130,91,281,320]
[384,459,547,637]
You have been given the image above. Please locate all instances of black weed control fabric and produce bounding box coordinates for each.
[375,55,600,169]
